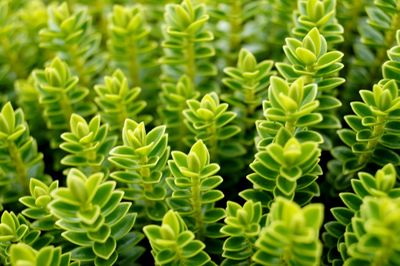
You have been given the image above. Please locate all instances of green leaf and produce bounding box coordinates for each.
[93,237,116,260]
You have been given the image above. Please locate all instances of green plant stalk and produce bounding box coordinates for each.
[60,93,73,127]
[88,150,101,174]
[116,105,129,133]
[285,120,296,134]
[302,71,315,85]
[177,106,188,151]
[128,40,140,86]
[7,141,28,194]
[228,0,242,65]
[207,122,218,162]
[186,37,196,82]
[358,115,386,165]
[191,172,205,240]
[244,80,257,130]
[139,156,155,209]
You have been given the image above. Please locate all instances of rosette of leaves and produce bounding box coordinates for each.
[278,26,344,93]
[0,102,47,210]
[0,211,53,265]
[159,74,199,151]
[324,164,400,265]
[60,114,117,174]
[293,0,344,45]
[94,69,150,135]
[255,77,323,148]
[39,3,105,86]
[167,140,225,242]
[222,49,274,147]
[108,119,170,222]
[241,128,322,208]
[277,27,344,145]
[183,92,245,163]
[210,0,262,65]
[330,79,400,189]
[161,0,217,92]
[253,197,324,266]
[344,196,400,265]
[33,57,96,147]
[19,178,58,232]
[220,200,261,265]
[144,210,215,266]
[382,30,400,87]
[49,168,143,265]
[9,243,77,266]
[108,4,158,87]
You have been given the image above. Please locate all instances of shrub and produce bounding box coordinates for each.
[0,0,399,265]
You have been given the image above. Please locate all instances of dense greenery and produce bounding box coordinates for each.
[0,0,399,265]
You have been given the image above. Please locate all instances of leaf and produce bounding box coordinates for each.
[110,213,136,240]
[93,237,116,260]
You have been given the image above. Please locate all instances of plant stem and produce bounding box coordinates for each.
[60,92,73,129]
[177,104,188,151]
[186,38,196,82]
[140,156,155,215]
[207,122,218,162]
[191,173,204,240]
[228,0,242,65]
[358,116,386,165]
[128,37,140,87]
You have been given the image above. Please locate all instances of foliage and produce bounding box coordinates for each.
[329,33,400,189]
[108,119,170,222]
[324,163,400,265]
[222,49,274,148]
[33,57,96,147]
[0,103,47,210]
[49,168,143,265]
[242,128,322,208]
[210,0,263,65]
[253,197,324,266]
[39,2,105,86]
[9,243,77,266]
[161,0,216,91]
[108,5,157,87]
[344,0,399,100]
[293,0,344,45]
[183,92,245,163]
[144,210,215,266]
[60,114,117,174]
[220,200,262,265]
[277,27,344,143]
[159,75,199,150]
[255,77,323,147]
[94,69,151,134]
[1,0,400,265]
[167,140,225,241]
